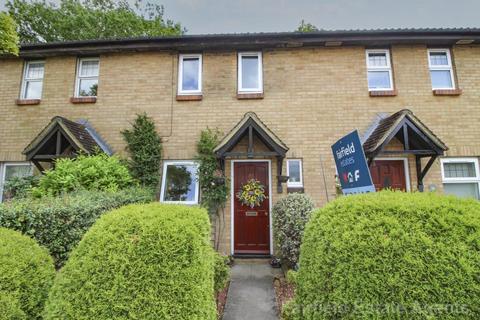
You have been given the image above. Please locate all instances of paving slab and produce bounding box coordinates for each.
[223,260,281,320]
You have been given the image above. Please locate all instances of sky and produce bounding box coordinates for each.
[1,0,479,34]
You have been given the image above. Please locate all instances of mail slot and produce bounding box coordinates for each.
[245,211,258,216]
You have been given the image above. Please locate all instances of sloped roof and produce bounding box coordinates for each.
[13,28,480,58]
[362,109,448,156]
[214,112,288,156]
[23,116,112,159]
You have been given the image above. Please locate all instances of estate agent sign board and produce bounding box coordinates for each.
[331,130,376,195]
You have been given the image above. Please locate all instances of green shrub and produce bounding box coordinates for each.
[3,175,39,201]
[0,187,154,268]
[214,253,230,293]
[0,228,55,319]
[122,113,162,188]
[295,191,480,319]
[0,292,26,320]
[44,203,217,320]
[31,153,134,197]
[272,193,315,268]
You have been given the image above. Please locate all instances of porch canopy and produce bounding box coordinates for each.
[362,109,448,191]
[214,112,289,192]
[23,116,112,172]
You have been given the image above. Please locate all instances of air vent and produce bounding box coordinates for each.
[456,39,474,45]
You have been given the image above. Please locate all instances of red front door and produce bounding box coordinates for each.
[370,160,407,191]
[233,162,270,255]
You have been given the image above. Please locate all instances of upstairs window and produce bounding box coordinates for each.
[178,54,202,95]
[238,52,263,93]
[21,61,44,99]
[428,49,455,89]
[75,58,99,97]
[160,161,199,205]
[441,158,479,199]
[287,159,303,188]
[366,49,393,91]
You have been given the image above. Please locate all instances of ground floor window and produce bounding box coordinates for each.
[287,159,303,188]
[160,161,199,204]
[0,162,34,202]
[441,158,480,199]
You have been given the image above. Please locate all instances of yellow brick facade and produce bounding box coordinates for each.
[1,44,479,254]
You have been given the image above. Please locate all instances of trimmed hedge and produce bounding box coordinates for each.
[0,187,154,268]
[214,254,230,293]
[272,193,315,268]
[294,191,480,319]
[44,203,217,320]
[0,228,55,319]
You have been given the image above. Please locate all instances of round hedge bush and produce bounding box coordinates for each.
[0,228,55,319]
[295,191,480,319]
[272,193,315,267]
[44,203,217,320]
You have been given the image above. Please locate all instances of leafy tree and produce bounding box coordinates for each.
[296,19,319,32]
[7,0,184,44]
[121,113,162,189]
[0,12,19,55]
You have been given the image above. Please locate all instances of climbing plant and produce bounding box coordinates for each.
[196,128,228,214]
[121,113,162,189]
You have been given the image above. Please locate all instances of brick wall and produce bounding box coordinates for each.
[1,44,479,254]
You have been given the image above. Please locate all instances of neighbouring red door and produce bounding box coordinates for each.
[370,160,407,191]
[233,162,270,255]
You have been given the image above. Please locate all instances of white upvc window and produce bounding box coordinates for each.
[21,61,45,99]
[287,159,303,188]
[441,158,480,200]
[238,52,263,93]
[366,49,393,91]
[428,49,455,90]
[178,54,202,95]
[75,57,99,97]
[0,162,34,202]
[160,161,199,205]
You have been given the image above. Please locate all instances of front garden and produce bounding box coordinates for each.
[273,191,480,319]
[0,114,230,319]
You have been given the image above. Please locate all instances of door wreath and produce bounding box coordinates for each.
[236,179,268,208]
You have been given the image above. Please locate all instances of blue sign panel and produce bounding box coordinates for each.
[331,130,376,195]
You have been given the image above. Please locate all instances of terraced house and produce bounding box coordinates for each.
[1,29,479,256]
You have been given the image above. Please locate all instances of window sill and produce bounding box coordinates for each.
[237,92,264,100]
[369,90,397,97]
[70,97,97,104]
[15,99,41,106]
[176,94,203,101]
[433,89,462,96]
[287,187,304,194]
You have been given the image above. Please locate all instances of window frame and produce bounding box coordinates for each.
[365,49,394,91]
[0,162,34,202]
[20,60,45,100]
[178,54,202,95]
[75,57,100,97]
[441,157,480,183]
[427,48,456,90]
[286,159,303,188]
[160,160,200,205]
[238,52,263,93]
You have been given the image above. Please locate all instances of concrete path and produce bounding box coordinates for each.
[223,259,281,320]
